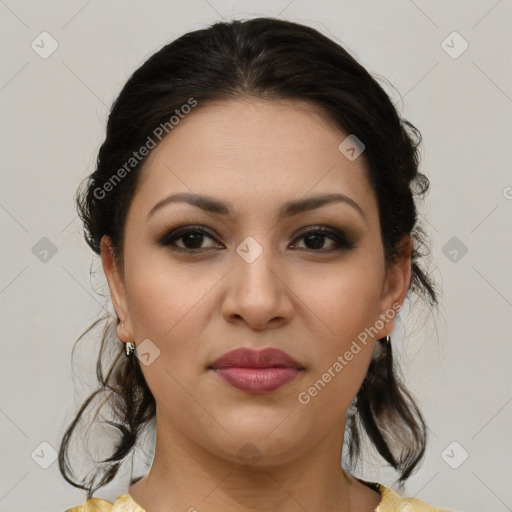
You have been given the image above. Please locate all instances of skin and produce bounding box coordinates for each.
[101,97,412,512]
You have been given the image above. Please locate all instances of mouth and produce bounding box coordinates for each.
[208,347,305,393]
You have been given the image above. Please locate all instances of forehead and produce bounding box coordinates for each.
[131,97,377,222]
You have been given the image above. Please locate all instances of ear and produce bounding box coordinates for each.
[375,234,412,339]
[100,235,132,342]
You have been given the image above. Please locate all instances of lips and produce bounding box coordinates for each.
[209,347,304,370]
[208,347,304,393]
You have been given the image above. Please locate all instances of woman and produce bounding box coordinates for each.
[60,17,452,512]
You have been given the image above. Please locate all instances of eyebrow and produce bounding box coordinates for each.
[146,192,366,223]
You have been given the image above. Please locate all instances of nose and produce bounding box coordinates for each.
[221,241,294,330]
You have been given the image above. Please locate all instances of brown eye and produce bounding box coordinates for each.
[291,227,354,252]
[157,224,355,254]
[158,226,220,252]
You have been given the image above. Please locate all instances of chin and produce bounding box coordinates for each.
[201,421,312,468]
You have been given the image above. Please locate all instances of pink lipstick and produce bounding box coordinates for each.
[209,347,304,393]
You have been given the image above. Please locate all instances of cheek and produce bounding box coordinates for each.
[290,256,383,393]
[122,259,211,408]
[122,247,226,380]
[293,279,379,421]
[293,253,384,340]
[123,241,207,336]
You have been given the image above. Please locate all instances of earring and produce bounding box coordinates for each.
[121,322,136,356]
[380,334,391,344]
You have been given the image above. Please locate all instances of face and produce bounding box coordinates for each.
[101,97,411,467]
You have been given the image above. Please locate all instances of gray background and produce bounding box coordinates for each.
[0,1,510,511]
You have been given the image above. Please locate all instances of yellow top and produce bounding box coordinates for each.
[64,479,453,511]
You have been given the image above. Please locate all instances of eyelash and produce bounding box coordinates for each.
[156,224,355,253]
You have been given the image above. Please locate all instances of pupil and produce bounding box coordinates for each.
[181,232,327,250]
[184,232,203,249]
[305,233,324,249]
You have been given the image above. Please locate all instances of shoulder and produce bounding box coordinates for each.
[372,481,454,512]
[64,497,113,512]
[65,485,454,512]
[64,494,144,512]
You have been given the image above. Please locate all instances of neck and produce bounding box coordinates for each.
[128,411,381,512]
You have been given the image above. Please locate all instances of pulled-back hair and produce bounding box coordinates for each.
[59,16,440,500]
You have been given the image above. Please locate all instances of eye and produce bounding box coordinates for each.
[157,225,220,252]
[157,225,355,253]
[291,227,355,252]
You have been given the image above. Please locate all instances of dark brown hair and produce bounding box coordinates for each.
[59,16,439,500]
